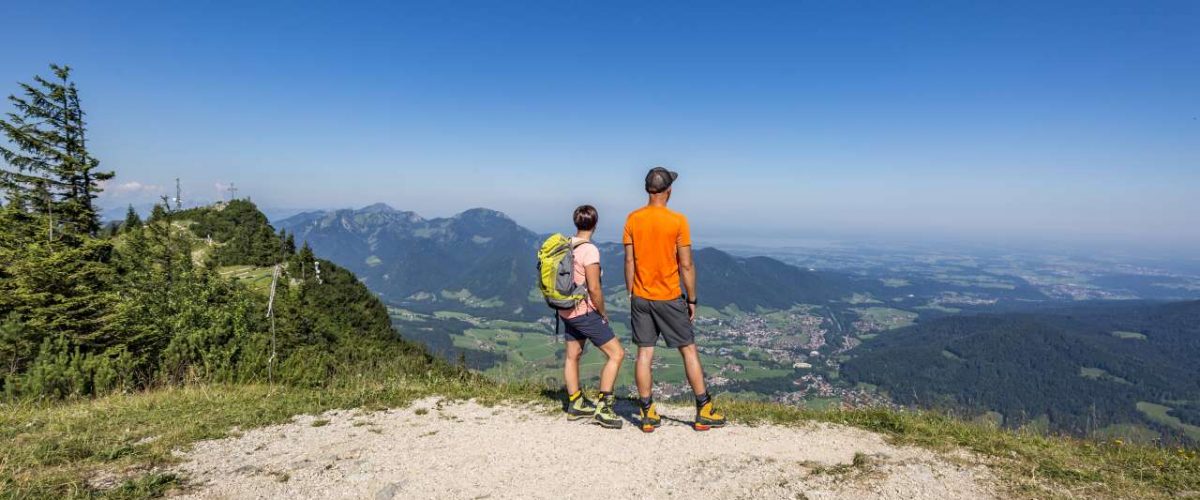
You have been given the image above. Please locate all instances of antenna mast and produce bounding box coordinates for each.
[266,264,281,386]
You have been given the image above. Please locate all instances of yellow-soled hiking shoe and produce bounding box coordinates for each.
[639,403,662,433]
[593,396,623,429]
[566,392,597,420]
[693,401,726,431]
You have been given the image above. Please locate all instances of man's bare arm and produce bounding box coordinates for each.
[624,244,636,299]
[678,245,696,320]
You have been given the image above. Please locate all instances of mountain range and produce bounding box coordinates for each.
[277,203,868,318]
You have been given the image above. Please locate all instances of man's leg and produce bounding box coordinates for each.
[630,297,662,432]
[678,344,707,396]
[679,343,726,430]
[596,338,625,394]
[657,297,726,431]
[635,346,655,399]
[634,345,662,432]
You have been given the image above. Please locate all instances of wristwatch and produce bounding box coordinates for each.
[686,298,698,305]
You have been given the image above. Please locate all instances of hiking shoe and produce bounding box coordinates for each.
[593,396,623,429]
[639,403,662,433]
[693,400,726,431]
[566,393,597,420]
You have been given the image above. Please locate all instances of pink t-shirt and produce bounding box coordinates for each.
[560,238,600,319]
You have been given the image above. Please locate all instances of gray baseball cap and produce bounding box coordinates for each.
[645,167,679,194]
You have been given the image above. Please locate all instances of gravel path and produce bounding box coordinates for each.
[170,397,1000,499]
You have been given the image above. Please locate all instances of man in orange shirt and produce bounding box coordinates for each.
[624,167,726,432]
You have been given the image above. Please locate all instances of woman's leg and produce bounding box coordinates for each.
[596,338,625,394]
[563,339,586,395]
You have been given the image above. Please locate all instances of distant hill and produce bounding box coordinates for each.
[278,204,542,317]
[841,300,1200,445]
[278,204,863,318]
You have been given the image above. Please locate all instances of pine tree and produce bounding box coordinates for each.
[149,202,168,223]
[298,242,316,281]
[0,64,113,238]
[0,314,33,382]
[123,205,143,232]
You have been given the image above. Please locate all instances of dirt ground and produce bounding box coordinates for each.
[170,397,1000,499]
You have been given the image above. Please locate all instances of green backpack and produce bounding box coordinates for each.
[536,234,590,311]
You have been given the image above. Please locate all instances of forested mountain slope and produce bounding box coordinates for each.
[841,300,1200,444]
[0,199,446,398]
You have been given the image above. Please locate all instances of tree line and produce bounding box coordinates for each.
[0,64,453,399]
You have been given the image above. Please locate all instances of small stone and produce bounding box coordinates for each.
[375,481,405,500]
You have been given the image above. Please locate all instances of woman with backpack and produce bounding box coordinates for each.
[546,205,626,429]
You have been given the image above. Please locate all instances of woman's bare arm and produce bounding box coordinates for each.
[585,263,606,319]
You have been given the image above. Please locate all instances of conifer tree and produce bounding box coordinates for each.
[149,202,167,223]
[0,64,113,237]
[298,242,316,280]
[123,205,143,232]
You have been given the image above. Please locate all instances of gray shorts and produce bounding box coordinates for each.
[630,296,694,348]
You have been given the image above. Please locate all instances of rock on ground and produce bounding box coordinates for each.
[170,398,1000,499]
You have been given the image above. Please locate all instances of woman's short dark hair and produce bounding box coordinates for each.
[573,205,598,231]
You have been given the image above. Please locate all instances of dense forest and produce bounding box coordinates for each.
[0,65,451,399]
[841,300,1200,444]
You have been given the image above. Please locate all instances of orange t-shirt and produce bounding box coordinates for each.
[623,205,691,301]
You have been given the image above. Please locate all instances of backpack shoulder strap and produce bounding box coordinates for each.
[569,239,601,289]
[571,239,597,251]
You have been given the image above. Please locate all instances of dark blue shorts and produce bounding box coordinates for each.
[561,312,616,347]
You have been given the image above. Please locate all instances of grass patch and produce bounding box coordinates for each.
[851,307,918,331]
[916,303,962,314]
[723,400,1200,499]
[1138,402,1200,442]
[0,372,545,499]
[1094,423,1162,445]
[215,265,276,294]
[104,473,180,499]
[808,451,875,479]
[843,293,882,305]
[1080,367,1132,385]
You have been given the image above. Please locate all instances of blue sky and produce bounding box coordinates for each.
[2,1,1197,253]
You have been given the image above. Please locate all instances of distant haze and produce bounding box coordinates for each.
[4,1,1197,253]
